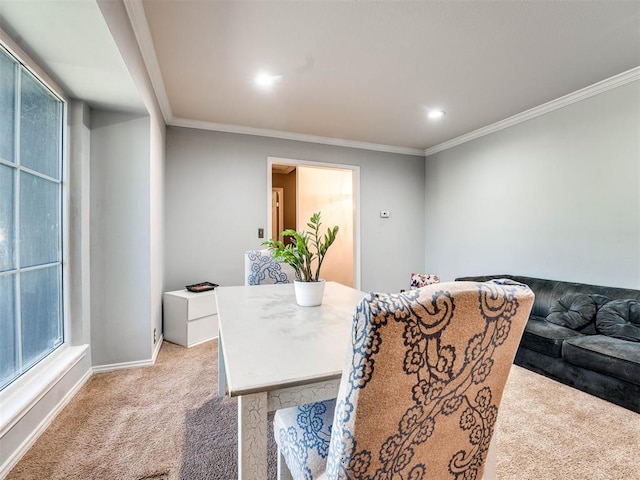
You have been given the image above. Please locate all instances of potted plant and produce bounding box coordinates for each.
[263,211,339,306]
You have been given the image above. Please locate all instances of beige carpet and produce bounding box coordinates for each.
[497,365,640,479]
[6,340,640,480]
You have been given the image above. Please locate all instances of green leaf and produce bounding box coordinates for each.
[263,211,338,282]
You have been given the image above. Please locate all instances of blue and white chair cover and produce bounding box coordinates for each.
[244,249,296,286]
[274,280,534,480]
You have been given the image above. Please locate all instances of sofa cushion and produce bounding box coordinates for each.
[596,300,640,342]
[546,293,605,330]
[520,315,584,358]
[562,335,640,386]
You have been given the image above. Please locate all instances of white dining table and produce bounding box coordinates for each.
[215,281,366,480]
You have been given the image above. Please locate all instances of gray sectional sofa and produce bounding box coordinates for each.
[456,275,640,413]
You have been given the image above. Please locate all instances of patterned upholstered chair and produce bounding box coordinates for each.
[274,280,534,480]
[410,272,440,289]
[244,249,296,286]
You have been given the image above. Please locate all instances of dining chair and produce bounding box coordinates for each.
[274,279,534,480]
[410,272,440,289]
[244,248,296,285]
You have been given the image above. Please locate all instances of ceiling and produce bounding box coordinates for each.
[1,1,639,156]
[138,0,640,154]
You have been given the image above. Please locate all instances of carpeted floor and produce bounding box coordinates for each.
[6,340,640,480]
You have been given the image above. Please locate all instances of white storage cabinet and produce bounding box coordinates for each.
[163,289,218,347]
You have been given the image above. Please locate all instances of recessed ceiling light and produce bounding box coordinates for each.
[427,109,446,119]
[255,72,282,88]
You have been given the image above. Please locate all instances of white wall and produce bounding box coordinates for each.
[165,128,425,293]
[425,80,640,288]
[90,111,152,366]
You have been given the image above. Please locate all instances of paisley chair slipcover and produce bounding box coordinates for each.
[244,249,296,286]
[410,273,440,289]
[274,280,534,480]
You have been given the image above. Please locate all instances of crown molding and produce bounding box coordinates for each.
[170,117,426,156]
[123,0,173,123]
[424,66,640,157]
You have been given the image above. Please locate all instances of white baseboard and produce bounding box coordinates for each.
[92,336,165,374]
[0,366,92,479]
[188,335,217,348]
[152,334,164,362]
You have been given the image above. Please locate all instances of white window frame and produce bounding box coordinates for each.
[0,30,77,429]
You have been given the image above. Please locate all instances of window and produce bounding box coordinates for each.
[0,44,64,391]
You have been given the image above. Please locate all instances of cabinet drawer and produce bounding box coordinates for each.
[187,314,218,347]
[188,293,217,320]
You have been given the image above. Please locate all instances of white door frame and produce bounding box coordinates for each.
[267,156,362,290]
[271,187,284,242]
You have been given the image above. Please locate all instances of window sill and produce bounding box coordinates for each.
[0,344,89,438]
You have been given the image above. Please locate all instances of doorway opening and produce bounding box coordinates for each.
[267,157,361,289]
[271,163,296,244]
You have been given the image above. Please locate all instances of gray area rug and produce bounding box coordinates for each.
[180,396,277,479]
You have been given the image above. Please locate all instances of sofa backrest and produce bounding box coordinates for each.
[455,275,640,318]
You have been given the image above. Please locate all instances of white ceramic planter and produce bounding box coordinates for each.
[294,279,326,307]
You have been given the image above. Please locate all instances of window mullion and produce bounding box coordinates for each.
[58,101,64,344]
[14,62,22,375]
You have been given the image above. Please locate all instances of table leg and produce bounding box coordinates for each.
[218,334,226,398]
[238,392,268,480]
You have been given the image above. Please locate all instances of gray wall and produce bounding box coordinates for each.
[90,111,152,365]
[165,127,426,293]
[98,0,166,354]
[68,101,92,348]
[425,80,640,288]
[149,114,165,351]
